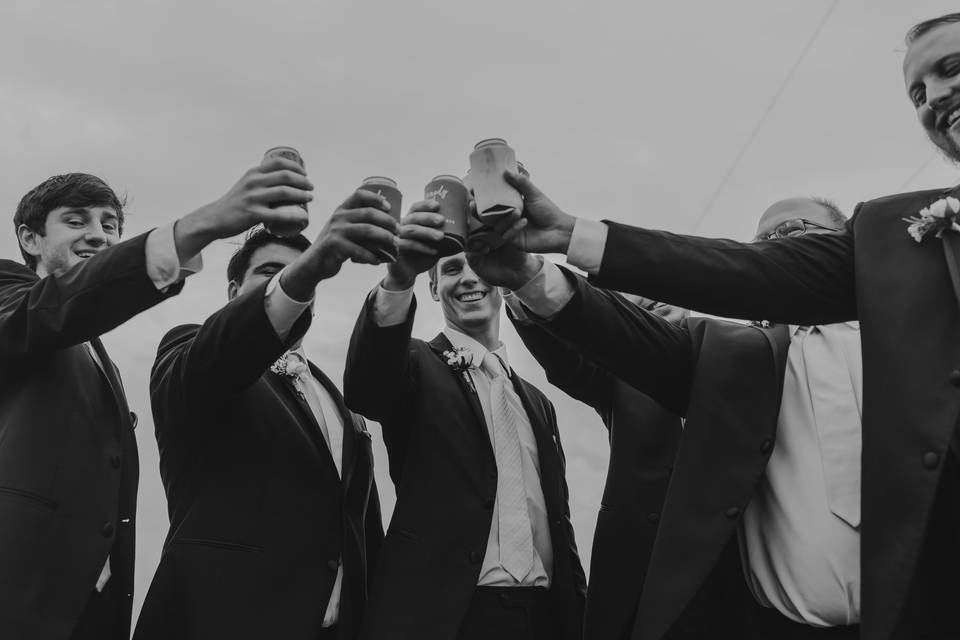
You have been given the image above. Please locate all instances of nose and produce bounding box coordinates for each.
[84,224,108,246]
[460,262,479,285]
[927,78,955,112]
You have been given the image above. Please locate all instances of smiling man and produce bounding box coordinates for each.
[343,200,585,640]
[474,12,960,640]
[0,163,312,640]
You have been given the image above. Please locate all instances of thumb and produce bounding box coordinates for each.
[503,170,542,200]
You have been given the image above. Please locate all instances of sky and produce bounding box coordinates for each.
[1,0,959,623]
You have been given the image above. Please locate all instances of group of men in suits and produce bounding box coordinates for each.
[457,10,960,640]
[3,8,960,640]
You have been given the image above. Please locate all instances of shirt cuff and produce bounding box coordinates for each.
[567,218,608,276]
[502,289,532,324]
[145,222,203,291]
[372,282,414,327]
[512,258,575,320]
[265,268,313,341]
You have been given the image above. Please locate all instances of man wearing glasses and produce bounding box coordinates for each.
[470,197,863,638]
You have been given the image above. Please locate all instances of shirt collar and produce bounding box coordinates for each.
[789,321,860,336]
[443,327,509,371]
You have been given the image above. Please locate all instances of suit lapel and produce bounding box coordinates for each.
[88,338,129,426]
[427,333,490,444]
[933,185,960,313]
[309,362,362,491]
[267,370,340,479]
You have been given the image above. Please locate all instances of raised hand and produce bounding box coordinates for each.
[466,211,543,290]
[502,170,578,255]
[310,188,400,280]
[384,200,446,290]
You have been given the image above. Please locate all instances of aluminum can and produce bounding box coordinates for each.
[467,138,523,225]
[262,146,309,237]
[424,175,469,257]
[360,176,403,261]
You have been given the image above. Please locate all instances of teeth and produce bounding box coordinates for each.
[458,291,484,302]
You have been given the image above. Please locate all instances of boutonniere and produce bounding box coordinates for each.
[271,352,309,399]
[903,196,960,243]
[748,320,771,329]
[443,346,477,394]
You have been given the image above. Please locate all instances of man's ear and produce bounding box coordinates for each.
[17,224,42,260]
[429,278,439,302]
[227,280,240,301]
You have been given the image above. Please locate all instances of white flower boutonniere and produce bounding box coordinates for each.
[271,352,309,398]
[443,346,477,394]
[903,196,960,243]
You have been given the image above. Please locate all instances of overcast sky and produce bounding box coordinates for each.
[2,0,958,621]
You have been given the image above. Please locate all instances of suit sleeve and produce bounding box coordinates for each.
[509,310,614,419]
[536,269,695,417]
[0,232,182,361]
[151,279,311,414]
[364,476,385,581]
[592,216,857,325]
[343,291,418,424]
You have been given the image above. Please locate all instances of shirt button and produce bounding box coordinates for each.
[923,451,940,470]
[326,559,339,572]
[760,438,773,454]
[468,551,482,564]
[647,512,660,523]
[110,455,122,469]
[101,521,115,537]
[725,507,741,520]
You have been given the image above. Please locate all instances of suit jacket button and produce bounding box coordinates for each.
[725,507,741,520]
[760,438,773,454]
[647,512,660,523]
[327,559,339,572]
[101,522,115,537]
[110,455,122,469]
[923,451,940,469]
[129,411,138,429]
[950,370,960,387]
[468,551,482,564]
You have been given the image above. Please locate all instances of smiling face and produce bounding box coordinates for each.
[17,205,121,277]
[904,21,960,163]
[429,252,502,337]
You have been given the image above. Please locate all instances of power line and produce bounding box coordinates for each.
[690,0,841,232]
[899,151,938,191]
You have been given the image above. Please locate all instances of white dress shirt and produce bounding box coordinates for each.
[513,220,862,625]
[372,285,553,587]
[263,270,345,627]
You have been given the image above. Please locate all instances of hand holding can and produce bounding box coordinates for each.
[262,146,310,237]
[360,176,403,261]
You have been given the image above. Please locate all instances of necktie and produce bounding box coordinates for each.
[288,353,338,474]
[481,352,534,581]
[801,326,862,528]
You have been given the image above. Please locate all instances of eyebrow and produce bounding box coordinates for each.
[251,261,287,273]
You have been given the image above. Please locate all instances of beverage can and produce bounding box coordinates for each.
[468,138,523,225]
[424,175,469,257]
[360,176,403,261]
[262,146,309,237]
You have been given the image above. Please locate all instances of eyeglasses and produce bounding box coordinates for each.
[762,219,841,240]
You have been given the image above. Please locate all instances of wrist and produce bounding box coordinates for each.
[383,266,416,291]
[173,207,221,260]
[505,254,544,290]
[556,212,578,254]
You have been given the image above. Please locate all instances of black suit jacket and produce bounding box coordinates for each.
[581,185,960,639]
[0,233,181,640]
[510,307,683,640]
[344,295,587,640]
[134,281,383,640]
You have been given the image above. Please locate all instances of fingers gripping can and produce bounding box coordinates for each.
[360,176,403,262]
[424,175,469,257]
[467,138,523,226]
[262,146,309,237]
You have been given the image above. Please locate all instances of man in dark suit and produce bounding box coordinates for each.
[0,160,313,640]
[135,187,399,640]
[476,13,960,640]
[479,198,861,639]
[343,199,586,640]
[506,295,684,640]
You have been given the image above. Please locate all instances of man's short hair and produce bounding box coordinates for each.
[226,226,311,284]
[13,173,126,270]
[906,12,960,45]
[811,197,848,227]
